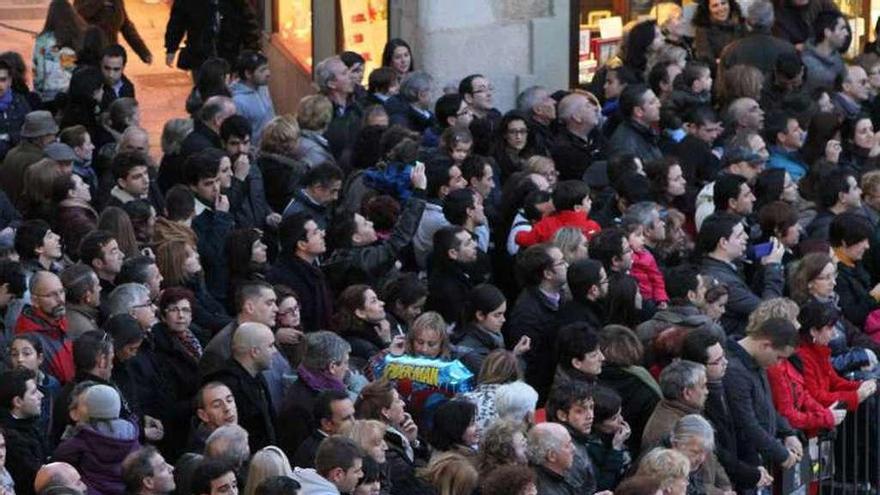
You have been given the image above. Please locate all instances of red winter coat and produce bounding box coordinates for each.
[767,358,835,438]
[631,249,668,303]
[14,305,74,383]
[515,209,601,247]
[796,341,861,411]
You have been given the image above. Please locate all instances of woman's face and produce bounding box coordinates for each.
[10,339,41,372]
[666,164,687,197]
[476,301,507,333]
[251,238,268,264]
[383,389,407,426]
[357,289,386,323]
[854,118,876,150]
[350,63,365,86]
[277,296,301,329]
[518,483,538,495]
[162,299,192,333]
[391,46,411,75]
[810,262,837,299]
[703,294,727,321]
[354,481,381,495]
[411,327,443,358]
[505,119,529,151]
[218,157,233,189]
[811,323,836,346]
[597,408,626,435]
[650,25,665,52]
[70,174,91,202]
[369,433,388,463]
[462,416,479,447]
[183,244,202,275]
[779,224,800,248]
[708,0,730,22]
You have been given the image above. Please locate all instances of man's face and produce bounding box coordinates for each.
[705,343,728,381]
[684,372,709,409]
[209,471,238,495]
[447,165,467,193]
[645,210,666,243]
[98,239,125,276]
[38,230,63,261]
[198,385,238,428]
[313,180,342,205]
[101,55,125,86]
[637,90,661,124]
[845,66,871,102]
[224,135,251,157]
[547,247,569,286]
[471,164,495,199]
[193,175,221,205]
[675,436,709,472]
[34,275,65,318]
[558,399,595,435]
[58,464,88,493]
[828,17,850,50]
[145,264,163,301]
[248,288,278,327]
[722,223,748,259]
[324,398,356,434]
[842,176,863,208]
[130,293,158,331]
[146,453,176,494]
[779,118,805,149]
[338,459,364,493]
[74,133,95,162]
[253,328,277,371]
[468,77,494,111]
[120,134,149,155]
[469,194,487,225]
[756,343,794,369]
[741,99,765,131]
[0,69,9,96]
[453,100,474,128]
[120,165,150,196]
[694,121,723,145]
[353,213,377,246]
[329,60,354,95]
[554,429,575,470]
[298,220,326,256]
[450,231,478,264]
[533,88,556,121]
[731,182,756,215]
[250,64,270,86]
[18,379,43,418]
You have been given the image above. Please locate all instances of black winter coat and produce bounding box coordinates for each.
[277,377,321,461]
[386,96,436,134]
[267,256,333,333]
[426,261,475,325]
[257,153,307,214]
[705,381,762,491]
[719,30,798,74]
[598,363,661,455]
[550,127,605,182]
[836,261,880,329]
[556,298,605,331]
[503,287,560,404]
[180,121,222,162]
[205,359,276,453]
[151,323,201,458]
[164,0,259,69]
[0,411,48,495]
[0,91,31,161]
[607,120,663,161]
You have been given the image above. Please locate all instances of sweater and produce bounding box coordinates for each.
[515,209,601,247]
[630,249,668,303]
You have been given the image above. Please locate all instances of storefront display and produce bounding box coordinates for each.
[340,0,388,76]
[274,0,313,72]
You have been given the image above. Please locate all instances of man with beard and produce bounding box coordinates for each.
[557,259,609,330]
[15,271,74,383]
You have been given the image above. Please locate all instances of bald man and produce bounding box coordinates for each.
[14,271,75,382]
[203,322,277,452]
[551,92,604,181]
[727,97,765,134]
[34,462,87,495]
[528,423,580,495]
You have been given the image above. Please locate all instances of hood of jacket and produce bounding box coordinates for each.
[71,420,139,463]
[292,467,339,495]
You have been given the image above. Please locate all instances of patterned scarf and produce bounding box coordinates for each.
[174,329,203,361]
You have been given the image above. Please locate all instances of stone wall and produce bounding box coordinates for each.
[392,0,571,111]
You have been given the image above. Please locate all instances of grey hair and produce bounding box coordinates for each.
[659,360,706,401]
[526,423,567,465]
[314,56,343,93]
[106,283,151,317]
[160,118,193,155]
[516,85,547,115]
[553,227,587,259]
[672,414,715,451]
[200,96,234,123]
[557,93,587,122]
[400,71,433,103]
[495,381,539,422]
[725,98,758,129]
[205,424,250,464]
[746,0,774,31]
[622,202,661,229]
[302,331,352,371]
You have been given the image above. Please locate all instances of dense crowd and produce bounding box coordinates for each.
[2,0,880,494]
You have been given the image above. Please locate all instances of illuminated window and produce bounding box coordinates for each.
[275,0,313,72]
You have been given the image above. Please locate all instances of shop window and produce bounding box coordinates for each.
[339,0,389,77]
[275,0,313,72]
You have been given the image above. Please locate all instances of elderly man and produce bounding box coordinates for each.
[107,283,157,330]
[527,422,581,495]
[121,446,176,495]
[316,55,362,160]
[15,271,74,383]
[34,462,88,495]
[180,96,237,160]
[551,91,604,181]
[641,360,710,450]
[204,424,251,476]
[725,98,765,135]
[670,415,735,495]
[204,322,277,452]
[719,0,796,74]
[517,85,557,154]
[832,64,872,120]
[187,382,238,454]
[387,71,436,134]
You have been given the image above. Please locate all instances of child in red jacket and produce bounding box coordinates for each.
[515,180,601,247]
[623,220,668,308]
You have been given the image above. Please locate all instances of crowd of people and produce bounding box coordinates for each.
[2,0,880,494]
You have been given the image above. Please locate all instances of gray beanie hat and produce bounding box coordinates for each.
[83,384,121,420]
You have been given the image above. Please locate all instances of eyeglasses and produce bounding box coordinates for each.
[472,85,494,94]
[165,306,192,314]
[277,308,300,316]
[34,289,65,299]
[507,129,528,136]
[132,301,155,310]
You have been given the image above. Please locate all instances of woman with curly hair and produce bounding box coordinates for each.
[692,0,746,63]
[332,284,390,372]
[476,418,528,476]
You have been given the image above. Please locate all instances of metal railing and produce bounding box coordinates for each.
[811,395,880,495]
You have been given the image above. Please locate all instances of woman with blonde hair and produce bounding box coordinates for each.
[553,227,589,265]
[717,64,763,108]
[635,447,691,495]
[296,95,335,169]
[341,419,389,464]
[243,446,293,495]
[418,451,479,495]
[257,114,308,212]
[476,418,528,475]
